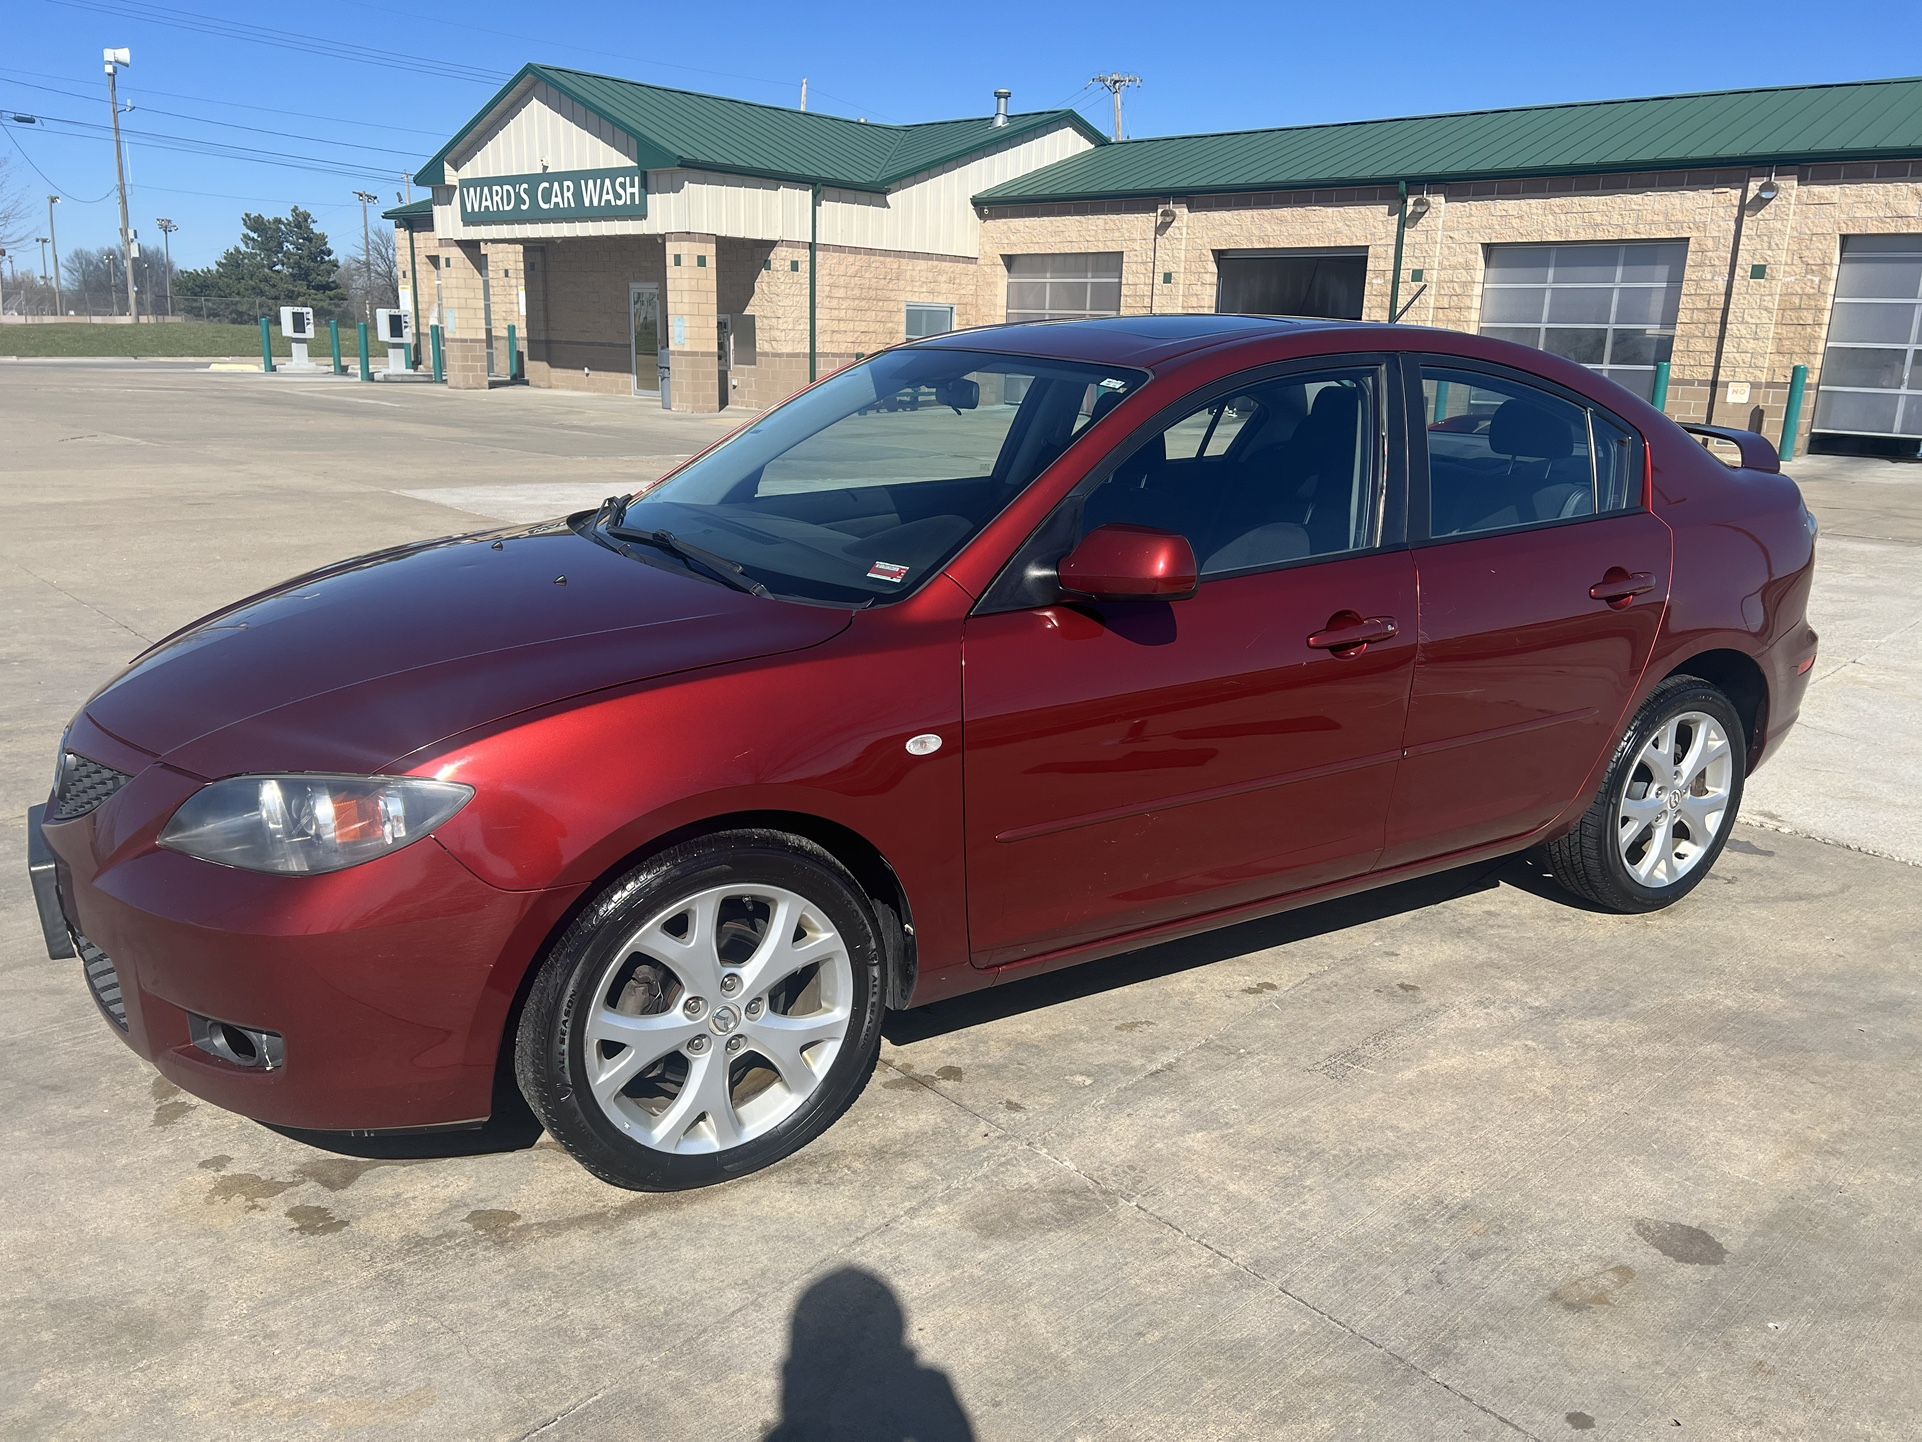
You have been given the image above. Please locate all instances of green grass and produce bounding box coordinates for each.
[0,321,368,359]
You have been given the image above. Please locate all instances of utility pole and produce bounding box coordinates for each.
[402,171,413,203]
[353,190,379,323]
[156,217,177,316]
[103,47,139,322]
[36,237,49,286]
[1090,73,1142,142]
[47,196,62,314]
[799,77,808,112]
[0,248,8,318]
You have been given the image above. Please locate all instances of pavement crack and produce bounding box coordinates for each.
[515,1385,609,1439]
[8,556,153,645]
[1014,1134,1543,1441]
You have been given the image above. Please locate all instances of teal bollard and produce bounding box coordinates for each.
[357,321,372,381]
[259,316,275,373]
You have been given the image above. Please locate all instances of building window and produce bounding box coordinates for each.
[1216,249,1367,319]
[905,304,955,340]
[1814,234,1922,439]
[1005,253,1124,323]
[1479,242,1686,401]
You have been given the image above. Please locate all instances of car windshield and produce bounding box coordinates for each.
[604,348,1146,605]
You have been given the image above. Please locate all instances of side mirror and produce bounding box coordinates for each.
[1057,524,1198,602]
[934,377,979,412]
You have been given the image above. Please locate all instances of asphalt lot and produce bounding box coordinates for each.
[2,361,1918,1441]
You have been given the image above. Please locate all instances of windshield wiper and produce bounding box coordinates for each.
[608,525,768,597]
[589,492,631,529]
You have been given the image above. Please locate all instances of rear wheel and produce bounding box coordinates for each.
[1544,677,1746,913]
[515,830,884,1190]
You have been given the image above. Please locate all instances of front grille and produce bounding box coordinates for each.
[52,754,131,822]
[76,932,128,1031]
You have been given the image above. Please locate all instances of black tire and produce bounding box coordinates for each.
[515,829,884,1191]
[1543,676,1748,913]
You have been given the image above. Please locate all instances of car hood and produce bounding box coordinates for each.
[83,522,851,777]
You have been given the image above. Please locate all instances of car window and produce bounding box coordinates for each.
[1075,370,1379,578]
[621,349,1145,604]
[1419,366,1638,538]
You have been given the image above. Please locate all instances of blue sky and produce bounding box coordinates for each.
[5,0,1921,269]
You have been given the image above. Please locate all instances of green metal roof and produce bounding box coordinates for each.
[381,197,433,224]
[975,76,1922,204]
[414,64,1104,193]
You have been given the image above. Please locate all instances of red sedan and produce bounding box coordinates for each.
[29,317,1818,1190]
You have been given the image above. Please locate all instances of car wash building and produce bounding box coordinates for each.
[387,65,1100,411]
[394,71,1922,456]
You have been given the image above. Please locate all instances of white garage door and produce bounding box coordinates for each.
[1814,235,1922,439]
[1005,253,1123,323]
[1479,241,1686,401]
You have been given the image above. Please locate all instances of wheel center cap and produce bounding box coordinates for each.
[710,1005,740,1036]
[1668,791,1683,811]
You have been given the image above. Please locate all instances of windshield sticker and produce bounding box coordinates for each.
[866,561,910,585]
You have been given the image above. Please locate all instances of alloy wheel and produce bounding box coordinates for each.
[1616,710,1734,888]
[581,883,853,1154]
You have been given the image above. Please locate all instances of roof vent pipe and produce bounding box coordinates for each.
[992,89,1011,127]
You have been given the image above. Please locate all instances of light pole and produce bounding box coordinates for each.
[36,237,49,287]
[353,190,379,324]
[47,196,62,314]
[0,248,8,317]
[103,47,139,322]
[156,218,177,316]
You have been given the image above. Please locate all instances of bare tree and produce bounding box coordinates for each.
[340,227,398,320]
[0,155,32,251]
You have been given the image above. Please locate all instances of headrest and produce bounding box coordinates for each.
[1489,398,1575,460]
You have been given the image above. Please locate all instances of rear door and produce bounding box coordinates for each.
[1381,358,1672,868]
[962,360,1418,968]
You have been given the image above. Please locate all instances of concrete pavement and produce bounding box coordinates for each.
[1,365,1917,1441]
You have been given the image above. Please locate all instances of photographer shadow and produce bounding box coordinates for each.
[765,1267,973,1442]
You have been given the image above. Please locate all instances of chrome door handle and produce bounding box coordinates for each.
[1589,570,1656,607]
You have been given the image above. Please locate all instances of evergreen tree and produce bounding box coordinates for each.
[175,207,344,322]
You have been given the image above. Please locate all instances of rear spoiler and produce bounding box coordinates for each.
[1678,423,1780,473]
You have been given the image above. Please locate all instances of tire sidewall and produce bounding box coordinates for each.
[522,835,884,1190]
[1599,681,1747,909]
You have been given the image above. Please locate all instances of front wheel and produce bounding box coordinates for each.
[1543,677,1747,913]
[515,831,884,1190]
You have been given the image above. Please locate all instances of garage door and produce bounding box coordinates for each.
[1005,253,1123,323]
[1479,241,1686,402]
[1216,249,1367,319]
[1814,235,1922,439]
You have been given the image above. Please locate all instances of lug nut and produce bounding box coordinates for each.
[683,996,706,1019]
[720,974,741,996]
[687,1035,710,1054]
[725,1036,744,1054]
[745,998,764,1019]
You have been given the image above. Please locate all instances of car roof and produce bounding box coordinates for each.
[911,313,1406,367]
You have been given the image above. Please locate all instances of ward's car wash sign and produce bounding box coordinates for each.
[458,167,646,224]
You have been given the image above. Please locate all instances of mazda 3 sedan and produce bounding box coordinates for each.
[29,316,1818,1190]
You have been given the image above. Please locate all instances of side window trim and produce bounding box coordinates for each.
[1405,353,1647,547]
[975,353,1408,615]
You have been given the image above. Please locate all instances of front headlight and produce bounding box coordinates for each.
[159,775,474,875]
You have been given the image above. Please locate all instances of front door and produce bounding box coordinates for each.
[629,282,660,396]
[963,362,1417,969]
[1381,359,1673,867]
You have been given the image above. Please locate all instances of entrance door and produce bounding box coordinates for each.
[716,316,732,410]
[1216,250,1368,319]
[1813,235,1922,442]
[629,282,661,396]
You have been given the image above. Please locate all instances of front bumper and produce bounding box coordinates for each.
[30,752,583,1132]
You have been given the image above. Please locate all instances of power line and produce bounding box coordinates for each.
[6,113,400,182]
[0,69,449,137]
[1,122,115,202]
[1,81,425,158]
[47,0,510,85]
